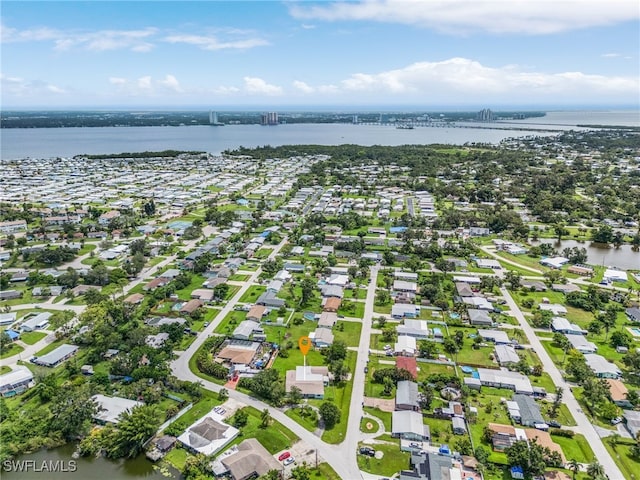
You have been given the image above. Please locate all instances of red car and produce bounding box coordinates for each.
[278,452,291,461]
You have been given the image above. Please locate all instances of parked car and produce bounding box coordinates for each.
[283,457,295,466]
[203,322,209,327]
[409,442,420,448]
[547,420,561,428]
[278,451,291,461]
[611,417,623,425]
[364,367,368,373]
[359,447,375,457]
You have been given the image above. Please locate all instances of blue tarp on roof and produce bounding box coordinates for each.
[5,329,19,340]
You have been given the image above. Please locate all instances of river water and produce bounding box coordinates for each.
[1,110,637,160]
[533,239,639,270]
[1,443,179,480]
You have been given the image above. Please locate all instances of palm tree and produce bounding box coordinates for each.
[567,459,580,479]
[260,408,271,428]
[586,460,604,479]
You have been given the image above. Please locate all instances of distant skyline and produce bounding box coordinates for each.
[1,0,639,108]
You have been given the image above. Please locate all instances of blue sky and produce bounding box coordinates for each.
[1,0,639,108]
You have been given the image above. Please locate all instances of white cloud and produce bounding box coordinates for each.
[301,24,316,30]
[108,77,127,85]
[0,73,67,97]
[293,80,315,93]
[137,76,152,90]
[243,77,283,96]
[213,85,241,95]
[164,34,269,50]
[2,23,158,52]
[601,53,622,58]
[159,74,183,93]
[289,0,639,35]
[286,57,638,103]
[2,23,268,53]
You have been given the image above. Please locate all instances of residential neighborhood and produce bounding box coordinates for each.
[1,132,639,480]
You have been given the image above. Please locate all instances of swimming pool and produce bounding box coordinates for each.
[628,327,640,337]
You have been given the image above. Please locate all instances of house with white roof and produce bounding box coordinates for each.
[539,257,570,269]
[584,354,622,379]
[178,410,239,456]
[91,394,143,424]
[394,335,417,356]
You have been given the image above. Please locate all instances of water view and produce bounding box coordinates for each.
[1,444,179,480]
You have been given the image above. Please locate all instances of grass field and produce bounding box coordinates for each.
[604,439,637,480]
[552,433,594,463]
[18,331,47,345]
[239,285,266,303]
[357,441,410,477]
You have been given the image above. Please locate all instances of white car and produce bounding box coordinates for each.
[283,457,295,466]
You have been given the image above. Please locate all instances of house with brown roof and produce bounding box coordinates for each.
[220,438,281,480]
[396,356,418,379]
[143,277,168,291]
[124,293,145,304]
[180,299,203,315]
[246,305,266,322]
[606,379,633,408]
[323,297,342,312]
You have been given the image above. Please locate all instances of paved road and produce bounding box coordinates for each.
[500,286,624,479]
[343,265,379,477]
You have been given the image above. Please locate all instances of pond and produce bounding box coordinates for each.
[2,443,180,480]
[531,239,639,271]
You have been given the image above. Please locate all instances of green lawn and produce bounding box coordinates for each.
[1,343,25,359]
[174,274,207,301]
[214,310,248,335]
[333,321,363,347]
[604,438,638,480]
[552,433,594,463]
[455,345,497,368]
[19,331,48,345]
[314,463,341,480]
[163,390,223,435]
[230,407,298,454]
[360,416,380,434]
[357,441,410,477]
[363,407,392,432]
[319,351,357,444]
[163,446,188,471]
[338,300,365,319]
[239,285,266,303]
[285,407,318,432]
[0,365,11,374]
[229,273,250,281]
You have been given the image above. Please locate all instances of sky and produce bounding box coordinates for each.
[1,0,639,108]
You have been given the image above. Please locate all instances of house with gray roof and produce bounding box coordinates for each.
[468,309,493,326]
[256,291,285,308]
[400,453,453,480]
[511,394,545,427]
[219,438,281,480]
[396,381,420,411]
[33,344,78,367]
[392,410,430,441]
[495,345,520,366]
